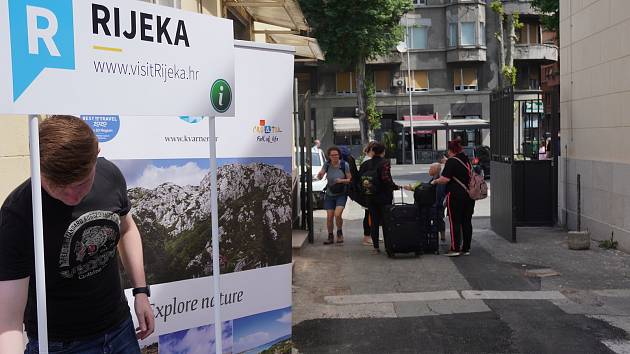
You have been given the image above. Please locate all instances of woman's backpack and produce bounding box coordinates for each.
[359,159,381,197]
[346,156,368,207]
[451,157,488,200]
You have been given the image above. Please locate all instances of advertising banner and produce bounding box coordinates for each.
[0,0,234,116]
[97,42,295,354]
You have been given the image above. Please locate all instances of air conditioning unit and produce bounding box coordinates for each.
[393,78,405,87]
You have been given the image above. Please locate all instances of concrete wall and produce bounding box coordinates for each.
[0,115,31,204]
[559,0,630,252]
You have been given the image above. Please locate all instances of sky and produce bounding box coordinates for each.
[111,157,291,189]
[233,307,292,353]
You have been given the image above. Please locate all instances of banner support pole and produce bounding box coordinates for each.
[208,116,223,353]
[28,114,49,353]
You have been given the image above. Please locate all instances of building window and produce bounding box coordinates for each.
[152,0,182,8]
[479,22,486,46]
[406,70,429,92]
[448,23,457,47]
[460,22,475,46]
[454,68,478,91]
[519,23,541,44]
[413,0,427,5]
[336,72,355,94]
[408,26,428,49]
[296,73,311,95]
[374,71,390,93]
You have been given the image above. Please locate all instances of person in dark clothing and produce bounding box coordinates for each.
[358,142,400,254]
[361,142,377,246]
[0,116,154,353]
[432,140,475,257]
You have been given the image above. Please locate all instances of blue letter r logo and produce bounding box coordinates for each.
[9,0,75,101]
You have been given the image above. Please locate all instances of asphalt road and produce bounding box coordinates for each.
[292,164,630,354]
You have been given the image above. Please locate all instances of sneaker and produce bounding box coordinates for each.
[462,251,470,256]
[445,251,460,257]
[323,234,334,245]
[362,238,373,246]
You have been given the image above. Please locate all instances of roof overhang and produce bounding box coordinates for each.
[267,33,324,60]
[226,0,324,60]
[225,0,309,32]
[333,118,360,133]
[394,119,490,130]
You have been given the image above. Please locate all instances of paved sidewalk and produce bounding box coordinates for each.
[293,176,630,353]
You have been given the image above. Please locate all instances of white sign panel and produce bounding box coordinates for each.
[96,42,295,353]
[0,0,234,116]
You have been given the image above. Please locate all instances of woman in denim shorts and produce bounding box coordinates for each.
[316,146,352,245]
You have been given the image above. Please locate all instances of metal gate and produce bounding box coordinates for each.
[490,87,516,241]
[490,87,559,242]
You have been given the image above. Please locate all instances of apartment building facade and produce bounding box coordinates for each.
[300,0,558,162]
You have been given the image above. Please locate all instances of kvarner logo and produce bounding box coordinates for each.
[8,0,76,101]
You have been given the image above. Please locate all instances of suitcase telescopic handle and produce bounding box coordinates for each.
[393,187,406,205]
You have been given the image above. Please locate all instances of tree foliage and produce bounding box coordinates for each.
[531,0,559,33]
[300,0,413,144]
[300,0,413,67]
[365,80,382,131]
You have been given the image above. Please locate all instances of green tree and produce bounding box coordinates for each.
[531,0,559,34]
[300,0,413,145]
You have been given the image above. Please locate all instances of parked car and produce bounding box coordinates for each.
[310,147,327,208]
[295,147,328,209]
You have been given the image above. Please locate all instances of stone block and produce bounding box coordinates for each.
[568,230,591,250]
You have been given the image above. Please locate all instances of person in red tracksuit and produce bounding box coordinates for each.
[431,140,475,257]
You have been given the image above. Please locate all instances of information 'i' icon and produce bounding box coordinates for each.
[211,79,232,113]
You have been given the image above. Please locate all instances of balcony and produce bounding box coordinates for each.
[502,1,539,16]
[368,52,403,65]
[446,47,487,63]
[513,44,558,63]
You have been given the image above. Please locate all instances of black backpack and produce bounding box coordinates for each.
[346,156,368,207]
[359,159,381,197]
[414,180,436,207]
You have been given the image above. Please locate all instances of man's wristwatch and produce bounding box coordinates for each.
[132,286,151,297]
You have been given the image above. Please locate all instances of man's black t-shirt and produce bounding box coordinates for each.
[442,152,472,199]
[0,158,131,340]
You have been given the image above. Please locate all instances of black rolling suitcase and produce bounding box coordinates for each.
[419,206,440,255]
[383,191,424,258]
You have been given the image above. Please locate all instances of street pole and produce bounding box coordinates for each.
[406,17,415,165]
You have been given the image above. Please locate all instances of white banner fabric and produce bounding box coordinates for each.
[0,0,235,116]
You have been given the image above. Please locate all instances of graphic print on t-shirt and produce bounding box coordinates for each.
[58,211,120,280]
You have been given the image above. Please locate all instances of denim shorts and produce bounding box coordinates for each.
[324,194,348,210]
[25,316,140,354]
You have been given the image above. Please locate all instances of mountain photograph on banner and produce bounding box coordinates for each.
[112,157,292,285]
